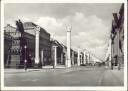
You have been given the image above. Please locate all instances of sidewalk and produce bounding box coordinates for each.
[98,68,124,86]
[110,69,124,84]
[4,66,97,73]
[4,68,42,73]
[42,65,66,69]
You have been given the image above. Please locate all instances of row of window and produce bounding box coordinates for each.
[12,40,20,46]
[5,32,21,37]
[10,49,21,55]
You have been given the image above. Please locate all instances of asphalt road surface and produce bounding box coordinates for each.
[4,66,124,86]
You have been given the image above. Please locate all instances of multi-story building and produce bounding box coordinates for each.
[4,21,51,68]
[23,22,51,67]
[111,4,124,69]
[4,24,19,68]
[4,20,80,68]
[51,39,78,67]
[4,32,13,67]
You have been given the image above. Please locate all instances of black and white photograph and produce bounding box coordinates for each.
[0,0,127,90]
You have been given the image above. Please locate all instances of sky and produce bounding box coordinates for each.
[4,3,122,60]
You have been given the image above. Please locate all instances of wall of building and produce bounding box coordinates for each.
[4,22,51,68]
[4,33,12,67]
[111,4,124,68]
[4,21,79,68]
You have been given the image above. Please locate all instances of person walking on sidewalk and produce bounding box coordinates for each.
[24,59,27,71]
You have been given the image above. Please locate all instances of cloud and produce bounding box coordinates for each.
[34,12,110,60]
[5,16,31,27]
[36,17,64,35]
[4,3,122,60]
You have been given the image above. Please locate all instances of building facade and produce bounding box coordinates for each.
[4,21,93,68]
[4,22,51,68]
[111,4,124,69]
[23,22,51,67]
[4,32,13,67]
[4,24,20,68]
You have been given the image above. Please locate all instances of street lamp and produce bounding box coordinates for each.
[24,45,27,64]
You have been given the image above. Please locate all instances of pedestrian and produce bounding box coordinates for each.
[24,60,27,71]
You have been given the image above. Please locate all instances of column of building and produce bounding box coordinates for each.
[77,48,80,66]
[87,53,90,64]
[35,26,40,67]
[80,53,82,65]
[83,51,86,65]
[66,26,71,67]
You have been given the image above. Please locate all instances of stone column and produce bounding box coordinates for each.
[77,48,80,66]
[85,55,87,64]
[41,49,43,68]
[84,51,86,65]
[86,53,89,64]
[35,26,40,66]
[66,26,71,67]
[53,46,57,68]
[80,54,82,64]
[82,54,83,64]
[88,53,90,64]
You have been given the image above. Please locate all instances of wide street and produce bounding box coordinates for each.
[4,66,124,86]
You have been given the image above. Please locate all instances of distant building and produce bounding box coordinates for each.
[71,49,78,65]
[105,38,112,67]
[50,39,78,67]
[51,39,65,66]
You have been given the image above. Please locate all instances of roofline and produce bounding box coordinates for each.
[4,24,16,29]
[24,22,50,35]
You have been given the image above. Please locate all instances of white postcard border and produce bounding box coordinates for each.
[1,0,127,90]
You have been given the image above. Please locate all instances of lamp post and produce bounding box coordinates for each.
[24,45,27,62]
[77,47,80,66]
[83,49,87,65]
[24,45,27,70]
